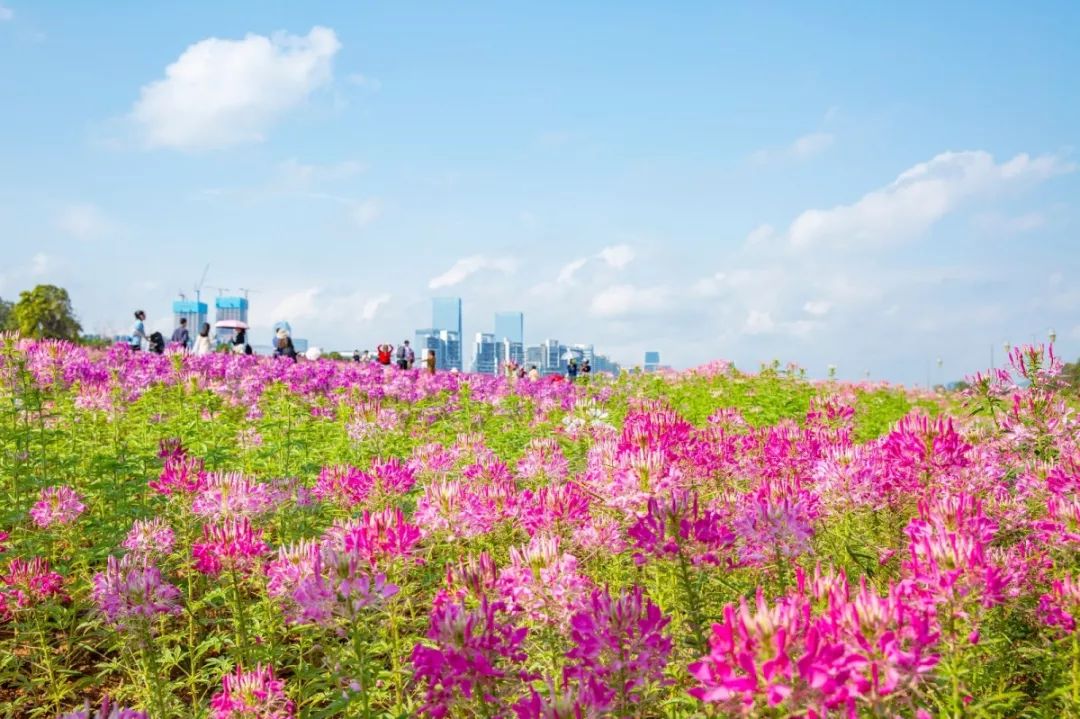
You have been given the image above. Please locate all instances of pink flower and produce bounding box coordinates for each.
[149,442,207,495]
[290,549,397,627]
[0,531,8,553]
[732,489,815,566]
[0,556,65,620]
[29,485,85,527]
[312,465,373,507]
[369,457,417,494]
[496,535,592,624]
[519,482,590,537]
[192,472,282,519]
[58,698,148,719]
[327,507,423,567]
[210,664,295,719]
[629,491,734,566]
[91,554,181,630]
[191,517,268,576]
[564,586,672,714]
[122,518,175,557]
[1039,575,1080,634]
[411,593,530,718]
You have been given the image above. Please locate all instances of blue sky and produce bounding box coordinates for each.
[1,2,1077,382]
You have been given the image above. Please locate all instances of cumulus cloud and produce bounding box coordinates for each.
[556,258,588,285]
[589,284,670,318]
[803,300,832,316]
[361,294,390,321]
[0,3,13,21]
[131,26,341,150]
[56,203,112,240]
[349,198,382,228]
[269,287,321,321]
[751,132,834,164]
[743,310,775,335]
[784,150,1073,250]
[30,253,50,275]
[597,244,635,269]
[429,256,517,289]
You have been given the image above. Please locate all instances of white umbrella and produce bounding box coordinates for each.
[214,319,249,330]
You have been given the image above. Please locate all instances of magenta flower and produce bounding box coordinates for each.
[122,518,175,557]
[564,586,672,714]
[497,535,592,625]
[191,517,268,576]
[732,489,815,566]
[192,472,282,519]
[0,556,65,621]
[519,482,590,537]
[0,530,8,553]
[58,698,149,719]
[328,507,423,567]
[149,440,208,495]
[209,663,295,719]
[1039,575,1080,634]
[312,464,373,507]
[629,491,734,566]
[290,548,398,628]
[29,485,85,528]
[369,457,417,494]
[91,554,181,630]
[411,593,530,717]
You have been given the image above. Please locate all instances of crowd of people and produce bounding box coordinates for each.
[127,315,594,380]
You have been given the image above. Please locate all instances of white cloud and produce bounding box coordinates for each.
[350,198,382,228]
[269,287,321,321]
[30,253,50,275]
[589,284,670,318]
[745,224,776,246]
[360,294,390,321]
[56,203,111,240]
[347,73,382,91]
[556,258,588,285]
[972,210,1046,234]
[751,132,834,164]
[429,256,517,289]
[0,3,13,21]
[278,158,365,188]
[597,244,635,269]
[791,132,834,158]
[744,310,775,335]
[786,150,1073,250]
[803,300,832,316]
[131,26,341,150]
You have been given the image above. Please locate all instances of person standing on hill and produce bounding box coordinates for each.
[377,344,393,366]
[567,357,579,382]
[406,341,415,369]
[396,341,409,370]
[170,318,191,349]
[425,349,436,374]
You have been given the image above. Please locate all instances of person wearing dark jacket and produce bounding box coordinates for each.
[170,318,191,349]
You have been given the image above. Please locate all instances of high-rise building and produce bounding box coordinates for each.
[214,296,249,343]
[494,312,523,344]
[525,344,543,367]
[472,333,497,374]
[172,299,207,344]
[644,351,661,372]
[432,298,463,370]
[415,329,444,369]
[440,330,462,372]
[493,311,524,371]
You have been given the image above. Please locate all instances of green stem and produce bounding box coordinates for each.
[230,566,251,663]
[676,550,707,654]
[139,622,169,718]
[351,624,372,719]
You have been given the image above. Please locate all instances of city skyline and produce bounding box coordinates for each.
[2,3,1078,382]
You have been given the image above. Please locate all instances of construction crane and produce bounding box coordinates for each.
[206,286,231,297]
[193,264,210,305]
[237,287,260,300]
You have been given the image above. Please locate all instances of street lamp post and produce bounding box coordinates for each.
[1049,328,1057,345]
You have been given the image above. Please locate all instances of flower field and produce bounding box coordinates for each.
[2,338,1079,718]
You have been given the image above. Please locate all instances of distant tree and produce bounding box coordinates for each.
[0,297,12,330]
[1061,359,1080,393]
[9,285,82,340]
